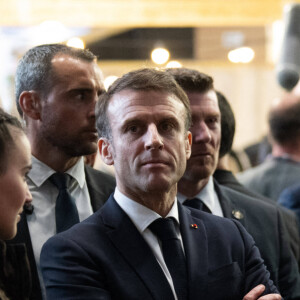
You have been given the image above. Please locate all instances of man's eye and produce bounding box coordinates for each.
[76,92,85,100]
[208,117,218,124]
[128,125,138,133]
[160,122,173,132]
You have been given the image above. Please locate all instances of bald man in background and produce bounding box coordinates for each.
[238,93,300,202]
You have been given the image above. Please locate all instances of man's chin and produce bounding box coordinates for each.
[142,176,174,193]
[183,165,213,181]
[64,143,97,157]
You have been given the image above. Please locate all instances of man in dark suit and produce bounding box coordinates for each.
[9,44,116,299]
[213,90,300,264]
[166,68,300,298]
[41,68,280,299]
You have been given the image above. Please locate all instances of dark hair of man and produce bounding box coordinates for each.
[166,67,214,94]
[268,100,300,145]
[15,43,97,116]
[96,68,192,139]
[0,108,24,174]
[217,91,236,158]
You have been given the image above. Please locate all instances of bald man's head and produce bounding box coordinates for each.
[268,93,300,146]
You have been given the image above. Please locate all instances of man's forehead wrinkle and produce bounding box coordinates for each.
[111,105,181,124]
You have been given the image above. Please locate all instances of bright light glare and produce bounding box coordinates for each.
[228,47,255,63]
[151,48,170,65]
[67,37,85,49]
[32,20,70,45]
[166,61,182,68]
[104,75,119,90]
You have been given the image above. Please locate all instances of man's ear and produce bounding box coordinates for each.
[98,138,114,165]
[19,91,41,120]
[185,131,192,160]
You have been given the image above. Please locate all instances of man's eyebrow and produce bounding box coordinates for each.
[121,118,144,129]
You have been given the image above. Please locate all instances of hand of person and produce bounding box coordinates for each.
[243,285,282,300]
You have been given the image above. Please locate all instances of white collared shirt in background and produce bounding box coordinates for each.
[27,155,93,299]
[177,176,224,217]
[114,187,183,300]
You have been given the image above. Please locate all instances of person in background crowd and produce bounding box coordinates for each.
[166,68,300,299]
[278,183,300,234]
[9,43,116,299]
[213,90,300,267]
[0,108,32,300]
[238,93,300,202]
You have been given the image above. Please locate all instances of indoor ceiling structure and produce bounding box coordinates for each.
[0,0,298,65]
[0,0,299,27]
[1,0,300,149]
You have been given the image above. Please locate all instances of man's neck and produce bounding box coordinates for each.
[118,185,177,218]
[177,176,209,198]
[272,144,300,162]
[28,129,80,172]
[216,155,230,171]
[31,143,80,172]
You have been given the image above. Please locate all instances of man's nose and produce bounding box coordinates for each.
[192,122,212,143]
[145,124,164,150]
[87,93,98,118]
[25,183,33,205]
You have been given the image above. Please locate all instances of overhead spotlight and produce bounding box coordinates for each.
[166,61,182,68]
[104,75,119,90]
[151,48,170,65]
[67,37,85,49]
[32,20,70,45]
[228,47,255,64]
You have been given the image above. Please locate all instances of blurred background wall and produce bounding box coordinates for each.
[0,0,298,153]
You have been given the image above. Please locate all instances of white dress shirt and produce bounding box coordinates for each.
[27,155,93,298]
[178,176,224,217]
[114,188,183,300]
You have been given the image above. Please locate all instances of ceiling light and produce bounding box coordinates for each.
[67,37,85,49]
[228,47,255,64]
[104,75,119,90]
[166,61,182,68]
[151,48,170,65]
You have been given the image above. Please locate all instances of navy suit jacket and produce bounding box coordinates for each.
[214,169,300,262]
[8,165,116,300]
[41,195,278,299]
[211,177,300,299]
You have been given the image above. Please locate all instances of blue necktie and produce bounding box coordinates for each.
[149,218,187,300]
[183,198,212,214]
[50,173,80,233]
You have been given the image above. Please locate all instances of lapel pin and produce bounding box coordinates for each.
[232,210,244,220]
[191,224,198,229]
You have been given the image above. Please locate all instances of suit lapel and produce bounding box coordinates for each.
[84,165,115,212]
[101,196,174,300]
[214,180,246,226]
[178,203,208,297]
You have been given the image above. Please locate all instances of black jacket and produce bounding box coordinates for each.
[7,165,116,300]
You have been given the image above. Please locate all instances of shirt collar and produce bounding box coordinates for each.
[177,176,216,213]
[114,187,179,234]
[28,155,85,188]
